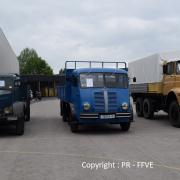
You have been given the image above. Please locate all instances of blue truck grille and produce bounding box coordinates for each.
[108,92,118,112]
[94,92,105,112]
[94,91,118,112]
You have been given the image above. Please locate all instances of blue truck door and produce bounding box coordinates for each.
[71,75,80,112]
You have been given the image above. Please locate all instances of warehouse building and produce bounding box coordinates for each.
[21,75,64,97]
[0,28,64,97]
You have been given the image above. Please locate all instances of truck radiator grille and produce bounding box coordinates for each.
[108,92,118,112]
[94,92,105,112]
[94,91,118,112]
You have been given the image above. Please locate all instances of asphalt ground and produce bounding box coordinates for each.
[0,98,180,180]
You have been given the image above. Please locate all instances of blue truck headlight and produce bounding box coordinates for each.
[4,106,13,114]
[121,103,129,110]
[83,102,91,110]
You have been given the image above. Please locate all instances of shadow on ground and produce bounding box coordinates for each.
[71,124,133,135]
[0,125,17,137]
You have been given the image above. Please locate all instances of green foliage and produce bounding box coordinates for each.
[18,48,53,75]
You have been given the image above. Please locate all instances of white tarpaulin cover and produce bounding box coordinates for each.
[129,51,180,84]
[0,28,19,75]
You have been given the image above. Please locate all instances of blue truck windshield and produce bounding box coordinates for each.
[80,73,128,88]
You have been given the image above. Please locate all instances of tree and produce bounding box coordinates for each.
[59,68,65,74]
[18,48,53,75]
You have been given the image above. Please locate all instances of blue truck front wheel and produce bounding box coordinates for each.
[70,123,79,133]
[120,122,131,131]
[69,110,79,132]
[61,101,68,122]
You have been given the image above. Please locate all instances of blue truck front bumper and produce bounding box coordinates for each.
[78,112,131,124]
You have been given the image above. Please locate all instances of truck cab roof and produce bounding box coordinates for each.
[0,74,19,79]
[73,68,128,75]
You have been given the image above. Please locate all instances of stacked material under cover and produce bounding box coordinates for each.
[129,51,180,84]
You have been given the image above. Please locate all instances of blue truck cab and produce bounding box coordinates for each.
[0,74,30,135]
[57,61,133,132]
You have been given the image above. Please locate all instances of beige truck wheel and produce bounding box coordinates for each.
[136,98,144,117]
[169,101,180,127]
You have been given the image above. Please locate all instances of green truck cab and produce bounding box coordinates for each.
[0,74,30,135]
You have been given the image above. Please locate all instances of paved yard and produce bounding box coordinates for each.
[0,98,180,180]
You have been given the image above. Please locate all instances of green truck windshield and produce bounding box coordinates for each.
[80,73,128,88]
[0,78,13,90]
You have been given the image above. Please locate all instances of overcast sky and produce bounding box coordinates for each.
[0,0,180,73]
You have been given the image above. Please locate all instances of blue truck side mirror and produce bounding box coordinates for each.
[133,77,136,83]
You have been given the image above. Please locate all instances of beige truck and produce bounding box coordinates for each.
[129,52,180,127]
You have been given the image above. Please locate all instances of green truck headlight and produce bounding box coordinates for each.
[122,103,129,110]
[4,106,13,114]
[83,102,91,110]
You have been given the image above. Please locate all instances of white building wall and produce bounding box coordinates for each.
[0,28,19,75]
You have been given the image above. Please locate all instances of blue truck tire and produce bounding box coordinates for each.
[130,105,134,122]
[68,108,79,132]
[70,123,79,133]
[60,102,68,122]
[120,122,131,131]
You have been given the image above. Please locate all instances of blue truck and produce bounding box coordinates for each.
[0,74,30,135]
[57,61,133,132]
